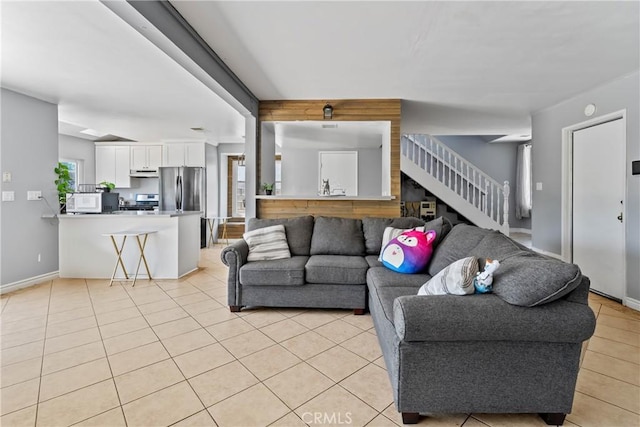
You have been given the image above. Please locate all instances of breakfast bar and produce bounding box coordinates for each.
[58,211,201,280]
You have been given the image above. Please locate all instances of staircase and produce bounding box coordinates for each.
[401,134,510,235]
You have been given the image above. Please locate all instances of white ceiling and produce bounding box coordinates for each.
[2,1,638,144]
[1,0,245,143]
[172,0,639,137]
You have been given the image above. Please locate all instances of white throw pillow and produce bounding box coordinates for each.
[417,256,479,296]
[243,225,291,261]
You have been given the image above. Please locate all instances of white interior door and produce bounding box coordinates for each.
[572,118,625,300]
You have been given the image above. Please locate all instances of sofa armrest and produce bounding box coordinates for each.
[393,294,596,343]
[220,240,249,307]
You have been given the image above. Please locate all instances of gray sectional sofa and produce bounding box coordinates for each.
[221,215,596,425]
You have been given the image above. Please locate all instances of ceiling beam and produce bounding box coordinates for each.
[124,0,259,118]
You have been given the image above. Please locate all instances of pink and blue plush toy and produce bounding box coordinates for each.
[381,230,436,274]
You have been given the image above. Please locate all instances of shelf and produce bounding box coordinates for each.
[255,195,396,201]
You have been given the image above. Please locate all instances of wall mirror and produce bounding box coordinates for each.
[261,120,391,197]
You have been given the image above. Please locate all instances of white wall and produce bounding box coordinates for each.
[59,134,95,186]
[1,89,59,289]
[532,71,639,301]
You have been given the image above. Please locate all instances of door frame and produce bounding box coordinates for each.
[561,109,627,296]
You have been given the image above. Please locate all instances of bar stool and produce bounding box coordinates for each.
[103,230,157,286]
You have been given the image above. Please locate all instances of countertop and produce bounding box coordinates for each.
[255,195,395,201]
[57,210,203,218]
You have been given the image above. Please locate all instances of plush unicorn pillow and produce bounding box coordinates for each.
[380,229,436,274]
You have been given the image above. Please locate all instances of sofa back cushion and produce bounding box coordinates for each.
[310,216,365,256]
[362,216,452,255]
[427,224,491,275]
[247,215,314,256]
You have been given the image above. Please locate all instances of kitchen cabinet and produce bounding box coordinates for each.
[131,145,162,170]
[95,145,130,188]
[163,143,205,167]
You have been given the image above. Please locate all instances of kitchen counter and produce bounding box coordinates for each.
[58,211,201,279]
[61,210,202,218]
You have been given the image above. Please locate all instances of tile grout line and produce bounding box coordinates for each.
[33,279,53,426]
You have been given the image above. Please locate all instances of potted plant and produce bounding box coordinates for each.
[262,182,274,195]
[99,181,116,192]
[54,162,74,211]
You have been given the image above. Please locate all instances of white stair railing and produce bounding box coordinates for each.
[402,134,510,234]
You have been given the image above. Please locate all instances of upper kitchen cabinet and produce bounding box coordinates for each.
[95,145,130,188]
[163,143,205,167]
[131,145,162,170]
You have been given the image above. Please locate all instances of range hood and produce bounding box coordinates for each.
[130,169,158,178]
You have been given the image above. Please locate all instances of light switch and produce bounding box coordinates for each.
[2,191,15,201]
[536,182,543,191]
[2,172,11,182]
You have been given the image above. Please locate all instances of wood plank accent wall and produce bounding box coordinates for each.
[258,99,401,219]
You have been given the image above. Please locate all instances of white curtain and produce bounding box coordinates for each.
[515,143,532,219]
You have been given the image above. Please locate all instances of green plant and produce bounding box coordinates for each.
[99,181,115,191]
[261,182,274,193]
[54,162,73,205]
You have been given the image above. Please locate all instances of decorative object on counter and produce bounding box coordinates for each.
[262,182,274,195]
[54,162,73,212]
[321,179,330,196]
[323,103,333,119]
[98,181,115,192]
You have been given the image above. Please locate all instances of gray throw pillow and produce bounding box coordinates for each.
[492,253,583,307]
[310,216,365,256]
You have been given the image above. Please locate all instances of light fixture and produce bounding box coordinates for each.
[584,103,597,117]
[323,104,333,120]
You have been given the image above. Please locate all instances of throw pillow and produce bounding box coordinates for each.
[243,224,291,262]
[418,256,480,295]
[381,229,436,274]
[309,217,365,256]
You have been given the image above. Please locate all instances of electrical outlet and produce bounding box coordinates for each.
[536,182,543,191]
[27,190,42,200]
[38,253,41,263]
[2,172,11,182]
[2,191,15,201]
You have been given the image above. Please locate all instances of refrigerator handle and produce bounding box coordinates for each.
[176,175,183,211]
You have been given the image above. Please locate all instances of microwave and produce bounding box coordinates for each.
[66,192,119,214]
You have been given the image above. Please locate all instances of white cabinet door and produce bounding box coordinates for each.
[130,146,147,170]
[114,146,131,188]
[147,145,163,169]
[163,144,185,167]
[185,143,205,167]
[95,146,115,184]
[95,145,130,188]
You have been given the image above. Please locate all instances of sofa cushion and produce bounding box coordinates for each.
[305,255,368,285]
[493,253,583,307]
[362,217,394,255]
[418,256,479,295]
[381,229,436,274]
[310,217,365,256]
[240,256,308,286]
[367,266,431,288]
[468,230,527,260]
[428,224,491,275]
[365,255,383,268]
[243,225,291,262]
[247,216,314,256]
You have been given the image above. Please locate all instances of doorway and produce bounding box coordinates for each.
[562,113,626,301]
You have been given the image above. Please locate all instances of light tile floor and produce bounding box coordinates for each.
[1,244,639,427]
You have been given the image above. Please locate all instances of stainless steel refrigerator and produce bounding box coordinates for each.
[158,166,206,213]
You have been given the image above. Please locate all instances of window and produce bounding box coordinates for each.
[59,159,82,191]
[275,155,282,195]
[515,144,532,219]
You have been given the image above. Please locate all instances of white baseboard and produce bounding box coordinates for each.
[510,228,532,235]
[624,297,640,312]
[0,271,59,295]
[531,246,564,261]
